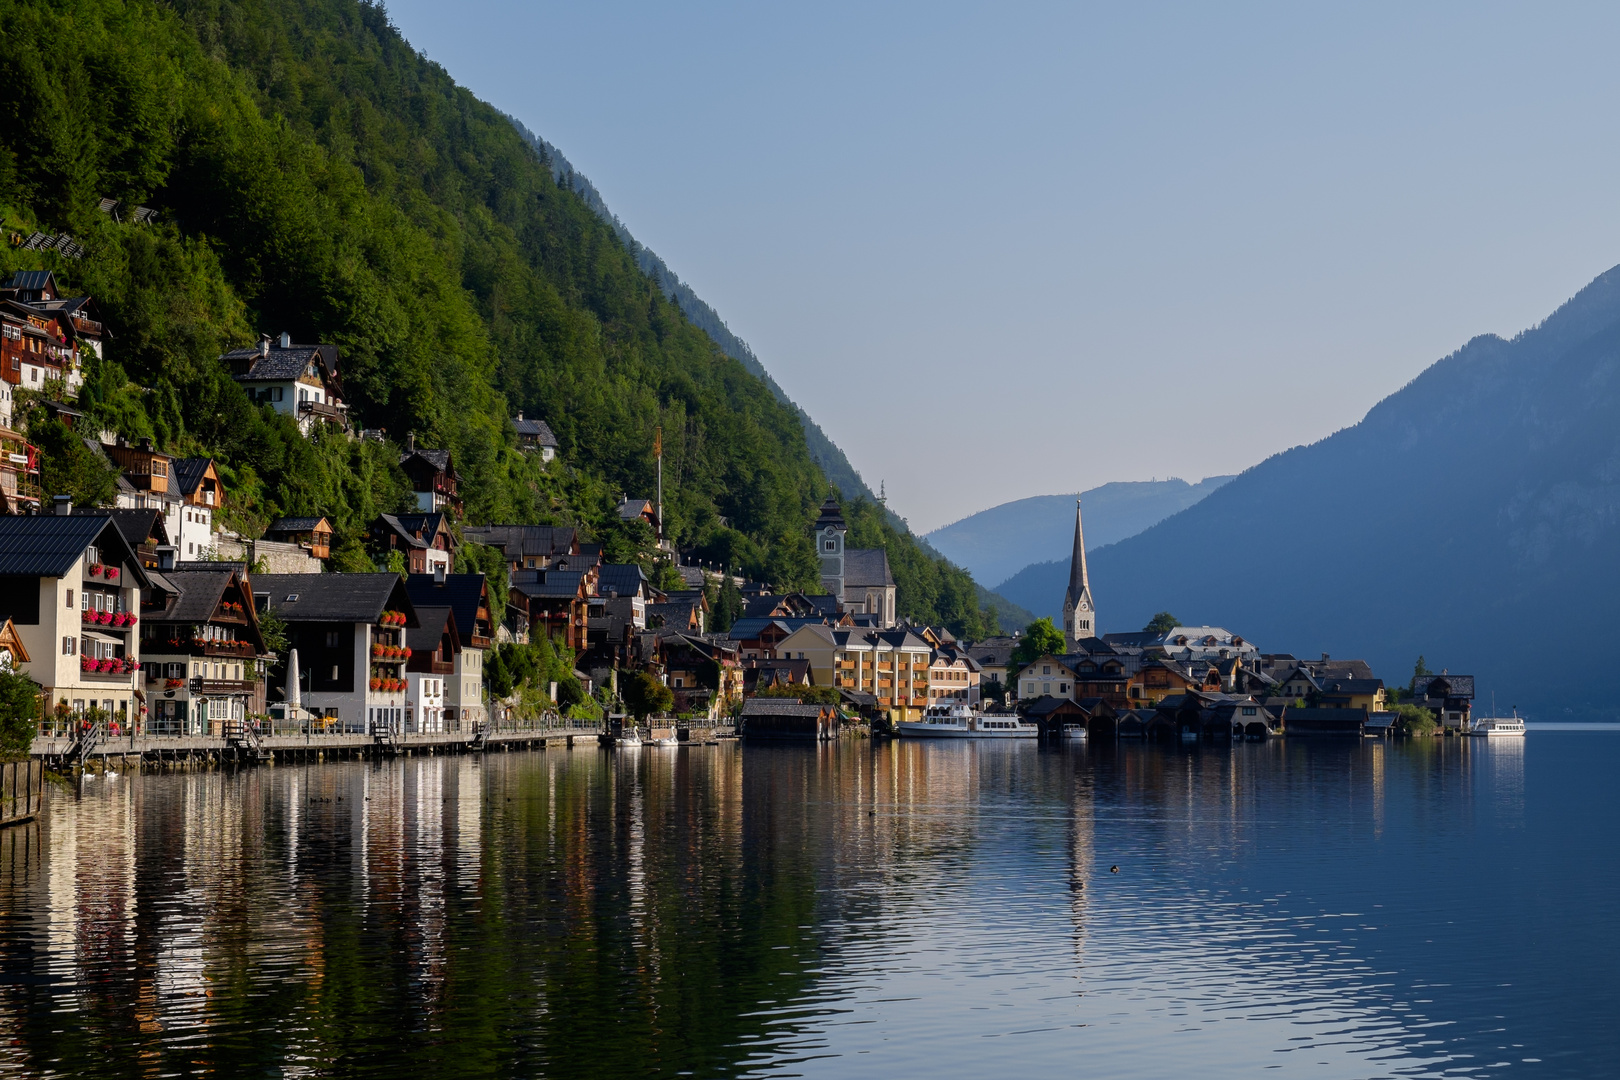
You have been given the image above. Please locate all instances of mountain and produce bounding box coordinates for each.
[925,477,1234,591]
[1085,264,1620,720]
[0,0,997,635]
[505,117,880,510]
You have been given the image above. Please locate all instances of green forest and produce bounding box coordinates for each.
[0,0,999,635]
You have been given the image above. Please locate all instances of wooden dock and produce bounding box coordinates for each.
[30,722,738,772]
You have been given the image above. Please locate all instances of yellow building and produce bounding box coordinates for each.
[774,624,933,720]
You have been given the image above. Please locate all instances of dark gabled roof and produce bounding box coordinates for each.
[1320,678,1385,695]
[843,548,894,588]
[171,458,213,497]
[148,568,237,624]
[5,270,55,292]
[372,513,427,549]
[259,573,414,624]
[267,516,331,535]
[406,606,458,653]
[105,508,169,549]
[617,497,654,521]
[596,563,648,598]
[510,569,586,599]
[394,512,454,544]
[400,448,453,473]
[0,514,150,586]
[404,573,489,645]
[1412,674,1475,700]
[1023,695,1088,717]
[462,524,577,558]
[223,348,318,381]
[741,698,824,717]
[513,416,557,444]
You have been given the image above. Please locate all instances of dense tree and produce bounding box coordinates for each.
[1009,617,1067,683]
[1143,611,1180,635]
[621,670,673,719]
[0,671,41,759]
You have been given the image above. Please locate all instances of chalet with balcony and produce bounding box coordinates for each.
[106,508,172,571]
[662,633,741,718]
[0,426,42,515]
[0,507,152,727]
[405,572,493,729]
[139,566,269,735]
[1410,673,1475,729]
[369,512,454,575]
[258,574,419,735]
[265,516,333,560]
[513,413,558,461]
[405,606,459,733]
[1,299,79,398]
[399,443,461,514]
[1127,658,1220,706]
[509,568,592,650]
[223,333,347,435]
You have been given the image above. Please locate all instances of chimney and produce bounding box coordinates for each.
[407,431,416,452]
[53,495,71,516]
[259,333,270,357]
[516,412,523,421]
[156,544,177,571]
[279,331,291,348]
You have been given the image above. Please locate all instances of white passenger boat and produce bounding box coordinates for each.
[896,703,1038,739]
[1468,711,1526,738]
[1063,722,1088,742]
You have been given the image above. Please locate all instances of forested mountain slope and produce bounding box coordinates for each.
[506,117,880,511]
[1088,264,1620,719]
[0,0,994,634]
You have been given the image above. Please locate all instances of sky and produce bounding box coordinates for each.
[384,0,1620,534]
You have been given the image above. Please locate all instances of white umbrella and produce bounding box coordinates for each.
[286,648,302,720]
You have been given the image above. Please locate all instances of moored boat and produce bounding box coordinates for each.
[1468,710,1526,737]
[896,703,1038,739]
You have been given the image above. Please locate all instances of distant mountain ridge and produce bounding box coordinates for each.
[1084,263,1620,720]
[925,477,1234,592]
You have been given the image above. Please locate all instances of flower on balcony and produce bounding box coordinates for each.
[81,610,94,623]
[89,563,103,577]
[96,611,113,625]
[371,644,384,658]
[165,678,183,689]
[80,657,94,671]
[106,567,119,581]
[370,678,381,691]
[402,647,412,659]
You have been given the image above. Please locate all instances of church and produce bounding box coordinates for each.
[1062,499,1096,649]
[813,497,897,627]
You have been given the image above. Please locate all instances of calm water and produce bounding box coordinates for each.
[0,733,1615,1079]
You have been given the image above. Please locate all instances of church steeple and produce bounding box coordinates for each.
[1063,499,1096,648]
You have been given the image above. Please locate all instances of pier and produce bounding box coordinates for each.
[29,717,738,772]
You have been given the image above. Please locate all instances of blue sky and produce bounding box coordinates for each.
[384,0,1620,533]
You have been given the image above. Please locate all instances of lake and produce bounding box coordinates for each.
[0,732,1614,1078]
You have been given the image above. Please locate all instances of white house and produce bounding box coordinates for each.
[222,333,347,435]
[0,505,152,728]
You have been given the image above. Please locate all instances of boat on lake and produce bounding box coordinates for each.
[1469,710,1526,738]
[897,703,1038,739]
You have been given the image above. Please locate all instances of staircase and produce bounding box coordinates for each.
[58,721,103,770]
[224,718,268,761]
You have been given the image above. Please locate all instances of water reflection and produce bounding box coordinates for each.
[0,734,1611,1078]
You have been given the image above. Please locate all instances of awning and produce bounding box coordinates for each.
[81,630,123,643]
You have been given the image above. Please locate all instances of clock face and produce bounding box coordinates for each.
[1079,601,1090,612]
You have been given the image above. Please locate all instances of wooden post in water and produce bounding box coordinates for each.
[0,760,44,827]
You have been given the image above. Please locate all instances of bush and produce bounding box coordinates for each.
[1393,703,1438,737]
[0,671,42,759]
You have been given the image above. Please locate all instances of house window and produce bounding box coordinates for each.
[65,588,74,609]
[272,387,284,402]
[674,678,684,688]
[326,631,340,648]
[1242,707,1257,716]
[824,540,835,551]
[61,637,74,655]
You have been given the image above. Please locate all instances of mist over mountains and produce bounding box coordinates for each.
[1086,264,1620,720]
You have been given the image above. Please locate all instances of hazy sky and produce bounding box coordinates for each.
[385,0,1620,533]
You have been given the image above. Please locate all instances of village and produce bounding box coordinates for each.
[0,269,1478,766]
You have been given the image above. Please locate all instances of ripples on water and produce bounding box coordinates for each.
[0,734,1614,1078]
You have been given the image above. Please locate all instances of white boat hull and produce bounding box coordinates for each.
[896,721,1037,739]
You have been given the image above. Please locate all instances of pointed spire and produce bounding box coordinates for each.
[1065,498,1089,606]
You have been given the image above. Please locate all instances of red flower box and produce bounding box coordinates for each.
[81,610,94,623]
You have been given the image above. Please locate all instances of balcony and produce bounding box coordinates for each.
[197,679,256,696]
[298,399,347,425]
[203,640,257,658]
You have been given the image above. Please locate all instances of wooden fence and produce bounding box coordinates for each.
[0,760,43,827]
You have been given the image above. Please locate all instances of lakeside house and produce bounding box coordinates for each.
[0,506,152,727]
[258,573,419,734]
[404,572,493,730]
[404,605,458,733]
[138,565,269,735]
